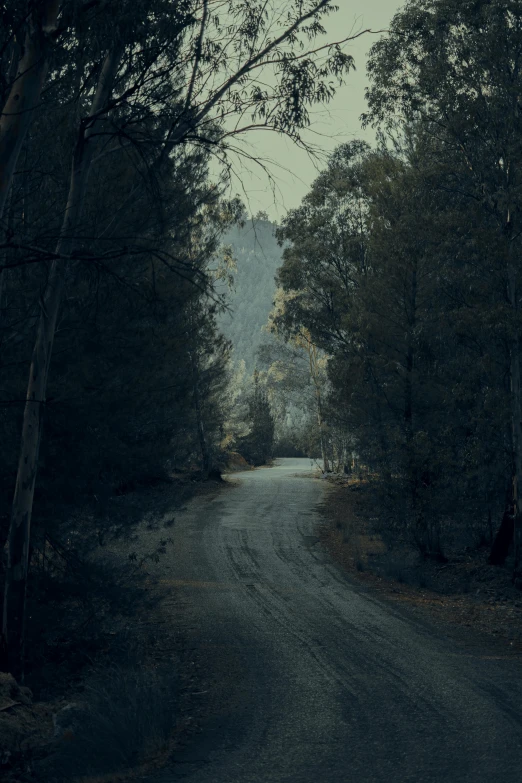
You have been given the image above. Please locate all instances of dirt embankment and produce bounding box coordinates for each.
[0,673,55,777]
[223,452,253,472]
[319,478,522,655]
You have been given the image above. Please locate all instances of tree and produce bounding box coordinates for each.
[364,0,522,575]
[3,46,124,675]
[238,369,275,465]
[257,334,317,458]
[2,0,368,674]
[217,216,283,372]
[266,291,331,468]
[276,128,511,557]
[0,99,237,673]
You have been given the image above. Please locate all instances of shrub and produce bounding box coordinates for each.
[48,665,178,780]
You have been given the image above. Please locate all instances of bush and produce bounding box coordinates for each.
[378,550,438,590]
[48,665,178,780]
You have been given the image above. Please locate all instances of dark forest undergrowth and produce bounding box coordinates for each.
[1,476,224,783]
[319,479,522,656]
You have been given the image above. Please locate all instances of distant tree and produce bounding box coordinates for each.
[218,217,283,372]
[238,370,275,466]
[257,333,315,450]
[267,297,331,470]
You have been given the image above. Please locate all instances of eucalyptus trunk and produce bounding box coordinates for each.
[490,483,515,566]
[1,48,121,676]
[507,259,522,580]
[190,351,211,479]
[405,261,419,541]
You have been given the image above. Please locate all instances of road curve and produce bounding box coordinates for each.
[148,458,522,783]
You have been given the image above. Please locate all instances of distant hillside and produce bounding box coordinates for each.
[219,217,282,371]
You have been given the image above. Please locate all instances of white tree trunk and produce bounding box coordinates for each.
[507,262,522,578]
[1,48,121,676]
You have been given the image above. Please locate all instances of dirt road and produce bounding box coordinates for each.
[146,459,522,783]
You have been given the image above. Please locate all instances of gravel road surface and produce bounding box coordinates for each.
[148,458,522,783]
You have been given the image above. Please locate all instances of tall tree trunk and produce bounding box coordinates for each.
[189,351,211,479]
[404,262,417,451]
[0,1,60,221]
[489,483,515,566]
[1,48,121,677]
[404,262,420,543]
[0,268,4,335]
[507,242,522,580]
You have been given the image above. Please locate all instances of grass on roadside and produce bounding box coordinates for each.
[45,664,179,782]
[319,479,522,652]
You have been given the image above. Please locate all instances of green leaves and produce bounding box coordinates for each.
[276,116,513,544]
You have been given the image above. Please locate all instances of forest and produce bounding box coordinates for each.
[273,0,522,577]
[1,1,522,782]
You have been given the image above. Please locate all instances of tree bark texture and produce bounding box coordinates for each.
[405,261,420,539]
[0,1,60,222]
[507,257,522,579]
[489,485,515,566]
[1,47,121,677]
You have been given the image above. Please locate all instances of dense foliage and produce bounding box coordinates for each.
[236,370,276,465]
[0,0,355,676]
[276,0,522,574]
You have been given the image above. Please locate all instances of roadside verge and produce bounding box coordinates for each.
[318,478,522,655]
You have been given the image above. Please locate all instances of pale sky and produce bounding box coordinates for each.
[223,1,403,221]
